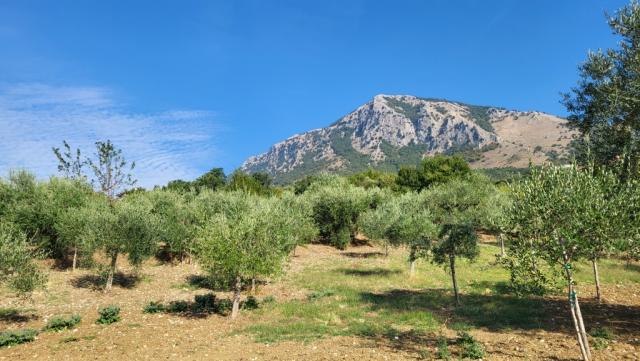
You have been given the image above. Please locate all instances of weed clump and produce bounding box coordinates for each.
[44,314,81,331]
[142,301,165,314]
[0,329,38,347]
[96,305,120,325]
[590,327,614,350]
[242,296,259,310]
[457,331,485,359]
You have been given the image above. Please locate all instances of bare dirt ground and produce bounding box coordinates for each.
[1,244,639,360]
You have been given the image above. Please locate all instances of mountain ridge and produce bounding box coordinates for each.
[242,95,573,183]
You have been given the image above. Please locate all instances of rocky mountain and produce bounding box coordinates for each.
[241,95,574,184]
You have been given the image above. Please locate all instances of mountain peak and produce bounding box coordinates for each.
[242,95,573,184]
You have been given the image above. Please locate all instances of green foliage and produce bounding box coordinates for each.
[457,331,485,359]
[215,299,233,315]
[432,224,480,266]
[193,167,226,191]
[347,168,397,189]
[359,191,437,258]
[396,155,471,191]
[506,165,633,292]
[262,295,276,304]
[143,301,165,314]
[43,314,81,332]
[194,293,216,311]
[303,176,377,249]
[167,301,190,313]
[562,1,640,180]
[226,170,272,195]
[0,329,38,348]
[242,296,259,310]
[0,221,46,294]
[141,190,197,260]
[96,305,121,324]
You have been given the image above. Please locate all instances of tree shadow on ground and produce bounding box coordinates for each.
[337,267,402,277]
[360,288,640,337]
[185,274,267,292]
[0,308,38,323]
[70,272,141,290]
[341,251,385,259]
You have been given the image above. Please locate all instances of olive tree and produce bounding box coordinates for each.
[423,175,496,305]
[507,165,633,361]
[144,190,197,262]
[562,1,640,181]
[303,175,380,250]
[432,223,479,305]
[194,192,297,319]
[359,192,437,275]
[0,221,46,294]
[59,194,158,291]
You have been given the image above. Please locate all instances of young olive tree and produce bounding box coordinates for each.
[0,221,46,294]
[432,223,479,305]
[423,175,496,305]
[194,192,295,319]
[507,165,632,361]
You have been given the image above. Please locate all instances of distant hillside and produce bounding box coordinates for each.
[241,95,574,184]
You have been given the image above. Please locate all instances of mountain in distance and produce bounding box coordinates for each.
[241,94,574,184]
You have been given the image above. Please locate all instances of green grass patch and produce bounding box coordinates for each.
[0,329,38,348]
[43,314,81,332]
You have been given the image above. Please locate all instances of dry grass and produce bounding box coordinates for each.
[1,244,639,360]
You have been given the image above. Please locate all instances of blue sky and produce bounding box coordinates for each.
[0,0,629,187]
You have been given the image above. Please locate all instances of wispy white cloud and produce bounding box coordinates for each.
[0,83,219,188]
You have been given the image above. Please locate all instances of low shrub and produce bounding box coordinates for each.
[96,305,120,325]
[215,299,233,315]
[194,293,216,311]
[590,327,614,350]
[143,301,165,314]
[167,301,190,313]
[457,331,485,359]
[0,329,38,347]
[262,295,276,304]
[241,296,259,310]
[44,314,81,332]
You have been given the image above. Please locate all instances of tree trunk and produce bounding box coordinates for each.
[105,252,118,292]
[251,278,256,294]
[409,248,417,278]
[231,276,242,319]
[384,243,389,257]
[575,293,592,360]
[409,260,416,278]
[592,259,602,302]
[563,260,591,361]
[449,255,460,306]
[72,247,78,271]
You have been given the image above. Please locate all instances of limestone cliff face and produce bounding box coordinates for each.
[241,95,572,183]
